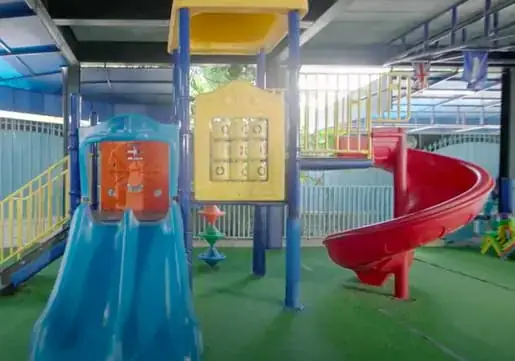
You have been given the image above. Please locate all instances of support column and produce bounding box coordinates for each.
[90,112,99,210]
[252,49,267,277]
[499,68,515,214]
[62,68,70,157]
[393,130,408,218]
[178,8,193,284]
[62,68,70,219]
[172,50,180,125]
[393,130,410,300]
[68,66,81,216]
[284,10,302,310]
[264,58,287,250]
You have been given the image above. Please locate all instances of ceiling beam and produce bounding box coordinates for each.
[48,0,326,21]
[53,18,314,30]
[47,0,171,20]
[275,0,344,62]
[76,41,257,64]
[24,0,78,65]
[48,0,327,21]
[76,41,403,65]
[387,0,515,63]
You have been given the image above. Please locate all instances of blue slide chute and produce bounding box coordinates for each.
[30,114,201,361]
[30,204,201,361]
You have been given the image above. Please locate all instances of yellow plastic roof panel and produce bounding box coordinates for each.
[167,0,308,55]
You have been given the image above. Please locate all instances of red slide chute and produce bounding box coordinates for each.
[324,128,494,299]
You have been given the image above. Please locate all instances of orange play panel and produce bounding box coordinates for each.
[100,141,169,213]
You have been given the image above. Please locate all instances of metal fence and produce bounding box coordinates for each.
[0,117,504,243]
[191,185,393,240]
[193,133,501,241]
[0,119,64,199]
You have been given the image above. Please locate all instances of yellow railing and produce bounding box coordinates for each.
[299,72,412,158]
[0,156,70,267]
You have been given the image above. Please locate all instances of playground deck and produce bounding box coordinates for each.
[0,247,513,361]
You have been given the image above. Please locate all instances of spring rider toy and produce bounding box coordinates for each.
[481,213,515,259]
[480,181,515,259]
[197,205,226,267]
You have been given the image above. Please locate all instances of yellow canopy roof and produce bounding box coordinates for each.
[167,0,308,55]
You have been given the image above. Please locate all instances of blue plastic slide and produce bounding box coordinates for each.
[30,203,202,361]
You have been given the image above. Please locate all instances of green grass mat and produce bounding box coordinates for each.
[1,247,514,361]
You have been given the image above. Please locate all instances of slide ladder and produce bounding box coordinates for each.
[0,157,71,293]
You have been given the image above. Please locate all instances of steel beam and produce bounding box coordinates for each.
[76,41,402,65]
[275,0,340,62]
[54,18,314,29]
[388,0,515,63]
[48,0,330,21]
[389,0,470,45]
[0,2,35,18]
[24,0,78,65]
[0,70,61,82]
[0,45,60,57]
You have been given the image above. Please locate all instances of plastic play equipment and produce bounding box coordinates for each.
[323,128,495,299]
[29,1,308,360]
[168,0,308,311]
[197,205,226,267]
[481,215,515,259]
[100,141,170,213]
[30,115,202,361]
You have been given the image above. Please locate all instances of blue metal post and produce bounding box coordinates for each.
[90,112,99,210]
[484,0,491,38]
[450,7,457,45]
[172,50,180,124]
[423,23,429,50]
[69,92,81,215]
[285,11,302,310]
[178,8,193,282]
[252,49,267,277]
[499,68,515,214]
[264,60,286,250]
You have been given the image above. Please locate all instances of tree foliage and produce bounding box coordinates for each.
[191,64,256,96]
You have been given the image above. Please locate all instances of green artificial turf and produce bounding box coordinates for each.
[1,247,514,361]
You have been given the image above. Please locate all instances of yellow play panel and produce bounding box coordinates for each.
[193,80,285,202]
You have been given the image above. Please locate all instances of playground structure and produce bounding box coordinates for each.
[0,0,498,360]
[0,0,495,297]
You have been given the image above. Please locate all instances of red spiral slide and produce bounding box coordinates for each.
[323,128,495,299]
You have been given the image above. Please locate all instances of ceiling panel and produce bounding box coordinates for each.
[72,26,167,42]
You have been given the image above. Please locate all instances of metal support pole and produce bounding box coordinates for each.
[393,130,409,300]
[284,10,302,310]
[90,112,99,210]
[499,68,515,214]
[69,92,81,215]
[62,68,70,157]
[252,49,267,277]
[172,50,180,125]
[68,65,81,216]
[393,132,408,218]
[178,7,193,284]
[265,59,286,250]
[62,67,70,219]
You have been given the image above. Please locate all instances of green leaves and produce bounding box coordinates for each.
[191,65,257,96]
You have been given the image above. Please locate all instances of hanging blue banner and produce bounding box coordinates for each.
[462,51,488,90]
